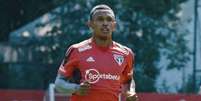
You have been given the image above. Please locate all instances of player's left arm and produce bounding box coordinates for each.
[123,48,138,101]
[125,78,138,101]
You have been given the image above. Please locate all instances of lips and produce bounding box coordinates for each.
[101,27,110,33]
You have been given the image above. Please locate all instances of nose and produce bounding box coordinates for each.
[103,20,108,26]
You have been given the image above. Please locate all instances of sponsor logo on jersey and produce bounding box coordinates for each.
[113,54,124,66]
[85,69,120,84]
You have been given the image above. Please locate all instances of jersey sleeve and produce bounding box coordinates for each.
[58,45,79,78]
[121,48,135,84]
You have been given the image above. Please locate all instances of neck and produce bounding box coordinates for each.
[92,36,112,47]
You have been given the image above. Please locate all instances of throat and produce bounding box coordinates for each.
[92,36,112,47]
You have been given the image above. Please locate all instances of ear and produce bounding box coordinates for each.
[87,20,94,31]
[112,21,117,32]
[87,20,93,28]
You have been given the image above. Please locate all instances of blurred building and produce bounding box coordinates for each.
[0,5,62,63]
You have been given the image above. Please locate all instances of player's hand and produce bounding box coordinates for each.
[76,81,90,96]
[126,92,139,101]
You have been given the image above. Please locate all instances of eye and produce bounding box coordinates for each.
[97,17,104,22]
[106,17,113,22]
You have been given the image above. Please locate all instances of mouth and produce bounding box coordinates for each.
[101,28,110,33]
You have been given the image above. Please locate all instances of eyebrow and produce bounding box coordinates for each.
[96,15,114,19]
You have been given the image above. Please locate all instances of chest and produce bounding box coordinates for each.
[78,49,127,75]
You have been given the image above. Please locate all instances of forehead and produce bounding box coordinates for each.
[92,10,115,19]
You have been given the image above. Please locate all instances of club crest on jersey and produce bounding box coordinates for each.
[113,54,124,66]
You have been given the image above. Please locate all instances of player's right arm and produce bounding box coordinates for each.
[55,74,91,96]
[55,74,80,95]
[54,46,90,95]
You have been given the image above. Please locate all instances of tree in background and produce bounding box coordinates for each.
[116,0,190,92]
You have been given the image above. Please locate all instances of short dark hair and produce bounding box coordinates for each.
[89,4,115,20]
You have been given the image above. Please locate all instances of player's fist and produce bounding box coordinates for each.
[126,92,139,101]
[76,81,91,96]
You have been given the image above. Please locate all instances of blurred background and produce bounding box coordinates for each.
[0,0,201,100]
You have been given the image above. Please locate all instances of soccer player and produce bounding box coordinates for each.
[55,4,138,101]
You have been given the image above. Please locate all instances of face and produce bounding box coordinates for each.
[89,10,116,40]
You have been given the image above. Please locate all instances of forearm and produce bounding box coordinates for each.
[54,75,80,95]
[129,79,136,94]
[125,79,138,101]
[122,79,136,94]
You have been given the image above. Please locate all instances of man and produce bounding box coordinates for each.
[55,4,138,101]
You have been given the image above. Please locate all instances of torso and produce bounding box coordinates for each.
[70,38,132,101]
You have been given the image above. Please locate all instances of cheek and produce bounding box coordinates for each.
[92,25,101,32]
[91,23,99,30]
[95,24,103,30]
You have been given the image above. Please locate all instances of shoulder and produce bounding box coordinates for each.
[113,41,135,57]
[65,39,92,57]
[69,38,92,53]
